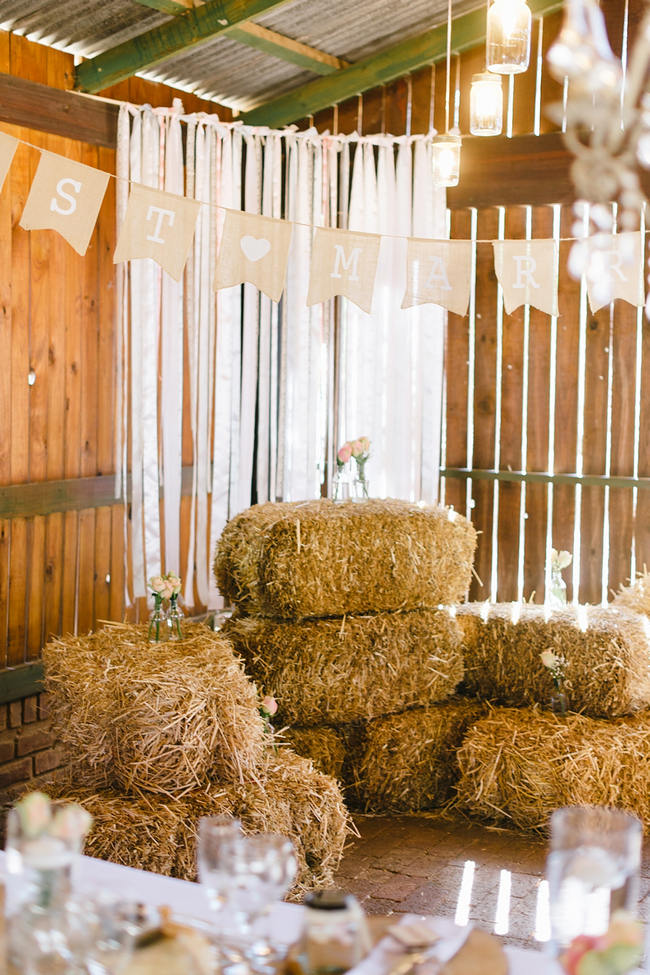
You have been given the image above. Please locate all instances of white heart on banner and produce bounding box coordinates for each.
[240,235,271,262]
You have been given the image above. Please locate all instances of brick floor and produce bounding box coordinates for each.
[333,813,650,952]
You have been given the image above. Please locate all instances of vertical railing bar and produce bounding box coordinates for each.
[517,205,532,602]
[545,204,561,601]
[600,203,616,604]
[533,17,544,137]
[572,203,590,602]
[490,207,506,601]
[466,208,478,523]
[631,203,645,582]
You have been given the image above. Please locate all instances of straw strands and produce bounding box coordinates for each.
[614,570,650,619]
[49,749,351,894]
[224,609,464,725]
[43,623,265,796]
[456,603,650,717]
[456,706,650,831]
[215,499,476,620]
[282,726,347,780]
[355,700,487,812]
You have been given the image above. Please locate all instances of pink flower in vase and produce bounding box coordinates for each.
[337,442,352,466]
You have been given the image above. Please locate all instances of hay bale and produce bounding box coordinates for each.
[215,499,476,619]
[43,623,265,797]
[179,748,352,894]
[355,700,486,812]
[456,706,650,831]
[456,602,650,718]
[47,785,188,876]
[224,609,464,725]
[47,749,350,895]
[282,726,347,780]
[614,570,650,619]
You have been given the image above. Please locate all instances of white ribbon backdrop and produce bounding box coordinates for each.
[116,103,447,608]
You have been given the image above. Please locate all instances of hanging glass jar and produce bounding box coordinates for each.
[166,593,184,641]
[470,72,503,136]
[432,133,462,187]
[486,0,532,75]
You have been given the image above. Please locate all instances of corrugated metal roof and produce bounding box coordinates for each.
[0,0,484,109]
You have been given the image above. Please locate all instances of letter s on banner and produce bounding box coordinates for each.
[20,150,110,256]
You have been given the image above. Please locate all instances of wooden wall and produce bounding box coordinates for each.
[0,0,647,695]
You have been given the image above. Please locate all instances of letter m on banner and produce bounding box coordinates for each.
[307,227,381,314]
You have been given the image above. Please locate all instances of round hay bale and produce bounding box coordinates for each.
[46,784,188,876]
[224,609,464,725]
[215,499,476,619]
[355,699,487,812]
[179,748,352,895]
[614,571,650,619]
[456,706,650,831]
[43,623,266,797]
[282,726,347,780]
[456,602,650,717]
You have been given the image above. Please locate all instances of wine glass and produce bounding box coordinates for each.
[197,815,243,925]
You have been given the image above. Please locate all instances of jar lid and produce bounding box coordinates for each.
[303,890,354,911]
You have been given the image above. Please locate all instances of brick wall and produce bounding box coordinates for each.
[0,693,64,802]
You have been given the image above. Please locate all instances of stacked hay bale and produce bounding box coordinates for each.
[216,498,478,812]
[42,622,350,893]
[454,601,650,830]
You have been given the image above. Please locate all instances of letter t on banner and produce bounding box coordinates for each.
[113,184,201,281]
[306,227,381,314]
[20,150,110,255]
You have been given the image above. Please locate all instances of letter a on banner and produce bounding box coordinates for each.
[0,133,18,194]
[20,151,110,256]
[113,184,200,281]
[306,227,381,314]
[402,238,473,316]
[214,210,293,302]
[493,238,558,315]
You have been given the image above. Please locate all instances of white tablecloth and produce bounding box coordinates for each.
[0,851,561,974]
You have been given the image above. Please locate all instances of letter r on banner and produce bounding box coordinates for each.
[512,255,540,289]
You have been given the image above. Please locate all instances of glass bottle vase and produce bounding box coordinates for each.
[148,596,168,643]
[166,594,183,641]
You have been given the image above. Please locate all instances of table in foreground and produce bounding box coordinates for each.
[0,851,562,975]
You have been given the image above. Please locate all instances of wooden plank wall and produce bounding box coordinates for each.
[0,33,227,669]
[308,3,648,606]
[0,0,647,678]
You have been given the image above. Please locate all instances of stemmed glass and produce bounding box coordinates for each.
[197,826,297,970]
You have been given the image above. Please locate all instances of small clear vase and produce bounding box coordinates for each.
[353,461,369,500]
[549,568,567,607]
[148,596,168,643]
[166,594,183,641]
[550,690,568,717]
[333,468,351,502]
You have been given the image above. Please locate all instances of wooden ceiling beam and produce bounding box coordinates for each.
[242,0,563,127]
[74,0,295,93]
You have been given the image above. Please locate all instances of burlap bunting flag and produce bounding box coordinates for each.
[584,232,644,312]
[214,210,293,301]
[306,227,381,314]
[113,184,200,280]
[0,133,18,194]
[493,238,559,316]
[20,150,110,256]
[402,238,473,315]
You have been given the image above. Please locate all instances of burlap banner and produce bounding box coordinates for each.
[214,210,293,301]
[402,238,473,315]
[493,239,559,316]
[20,150,110,256]
[584,232,644,312]
[306,228,381,314]
[0,133,17,194]
[113,184,200,280]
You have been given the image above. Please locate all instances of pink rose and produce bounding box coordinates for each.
[15,792,52,838]
[49,803,93,842]
[350,440,364,457]
[358,436,370,453]
[337,443,352,464]
[261,695,278,716]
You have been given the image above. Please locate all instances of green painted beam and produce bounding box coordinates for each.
[75,0,294,93]
[0,662,44,705]
[243,0,563,127]
[131,0,348,75]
